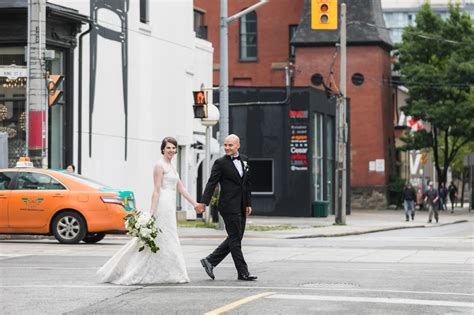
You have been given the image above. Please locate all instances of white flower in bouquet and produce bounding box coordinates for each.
[140,227,152,238]
[124,209,161,253]
[137,212,151,226]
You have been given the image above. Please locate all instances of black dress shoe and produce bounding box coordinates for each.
[238,274,258,281]
[200,258,215,280]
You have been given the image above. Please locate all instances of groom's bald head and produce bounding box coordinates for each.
[224,134,240,156]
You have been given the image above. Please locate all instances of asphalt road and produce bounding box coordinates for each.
[0,222,473,314]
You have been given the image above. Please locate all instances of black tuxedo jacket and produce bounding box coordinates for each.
[201,154,252,214]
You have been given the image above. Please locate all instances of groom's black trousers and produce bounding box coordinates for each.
[206,211,248,275]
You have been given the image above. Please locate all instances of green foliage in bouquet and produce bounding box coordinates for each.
[124,209,161,253]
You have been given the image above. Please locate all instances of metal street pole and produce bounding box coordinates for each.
[218,0,269,153]
[336,3,347,224]
[219,0,229,153]
[204,125,212,224]
[26,0,47,168]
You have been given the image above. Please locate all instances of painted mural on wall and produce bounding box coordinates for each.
[289,110,308,171]
[89,0,129,159]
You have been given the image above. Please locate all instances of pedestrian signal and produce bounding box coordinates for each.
[420,153,428,165]
[311,0,338,30]
[193,90,208,118]
[47,75,64,106]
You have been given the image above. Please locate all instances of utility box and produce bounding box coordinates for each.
[312,200,329,217]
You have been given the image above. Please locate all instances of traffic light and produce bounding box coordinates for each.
[192,90,208,119]
[311,0,338,30]
[47,74,64,106]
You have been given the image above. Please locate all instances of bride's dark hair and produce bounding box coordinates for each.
[161,137,178,154]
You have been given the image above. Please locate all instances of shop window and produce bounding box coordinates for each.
[249,159,273,194]
[239,11,257,61]
[0,47,27,168]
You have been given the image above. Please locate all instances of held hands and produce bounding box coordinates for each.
[194,203,206,214]
[246,206,252,217]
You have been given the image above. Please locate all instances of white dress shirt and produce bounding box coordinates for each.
[232,155,243,177]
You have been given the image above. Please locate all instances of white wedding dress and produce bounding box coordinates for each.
[97,161,190,285]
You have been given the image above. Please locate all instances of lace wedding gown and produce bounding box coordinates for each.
[97,162,189,284]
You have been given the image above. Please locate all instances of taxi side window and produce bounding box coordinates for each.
[16,173,66,190]
[0,172,15,190]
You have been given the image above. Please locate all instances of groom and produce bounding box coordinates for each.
[195,134,257,281]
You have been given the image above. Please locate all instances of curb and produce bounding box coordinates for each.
[285,220,469,239]
[0,220,469,241]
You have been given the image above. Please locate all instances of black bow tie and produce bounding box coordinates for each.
[231,156,241,161]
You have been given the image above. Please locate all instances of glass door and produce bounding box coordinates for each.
[313,113,323,201]
[326,116,335,214]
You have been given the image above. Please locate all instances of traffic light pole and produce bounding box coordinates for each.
[336,3,347,224]
[218,0,269,153]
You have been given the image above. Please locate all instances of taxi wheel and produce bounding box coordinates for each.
[82,232,106,244]
[52,211,87,244]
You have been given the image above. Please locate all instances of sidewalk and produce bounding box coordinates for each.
[178,207,473,239]
[1,207,471,241]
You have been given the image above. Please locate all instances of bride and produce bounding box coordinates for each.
[97,137,201,284]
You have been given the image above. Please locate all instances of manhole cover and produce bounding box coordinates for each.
[300,282,360,289]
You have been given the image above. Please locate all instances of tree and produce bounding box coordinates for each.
[397,3,474,185]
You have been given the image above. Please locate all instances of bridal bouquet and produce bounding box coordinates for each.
[124,210,160,253]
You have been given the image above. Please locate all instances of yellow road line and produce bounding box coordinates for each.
[204,292,275,315]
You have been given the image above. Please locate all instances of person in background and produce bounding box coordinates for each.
[66,164,75,173]
[448,181,458,213]
[438,183,448,211]
[424,181,439,223]
[403,183,417,221]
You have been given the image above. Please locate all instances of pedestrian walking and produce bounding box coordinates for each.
[439,183,448,211]
[424,181,439,223]
[403,183,417,221]
[448,181,458,213]
[197,134,257,281]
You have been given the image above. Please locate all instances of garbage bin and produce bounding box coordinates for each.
[312,200,329,217]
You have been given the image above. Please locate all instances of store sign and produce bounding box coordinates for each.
[0,66,27,79]
[290,110,309,171]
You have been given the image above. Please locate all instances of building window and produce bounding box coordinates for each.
[289,24,298,60]
[239,11,257,61]
[249,159,273,194]
[140,0,149,24]
[194,9,208,39]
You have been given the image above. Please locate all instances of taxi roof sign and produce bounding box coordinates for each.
[16,157,34,168]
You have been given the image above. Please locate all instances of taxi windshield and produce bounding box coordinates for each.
[61,173,112,189]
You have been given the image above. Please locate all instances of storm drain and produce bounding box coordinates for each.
[300,282,360,289]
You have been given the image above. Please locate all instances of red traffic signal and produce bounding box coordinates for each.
[193,90,208,118]
[193,91,207,105]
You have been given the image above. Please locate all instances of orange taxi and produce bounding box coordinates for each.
[0,159,135,244]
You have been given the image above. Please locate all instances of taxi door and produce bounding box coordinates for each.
[0,171,16,228]
[8,171,68,229]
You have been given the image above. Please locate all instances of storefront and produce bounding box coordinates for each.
[227,87,339,217]
[0,2,86,168]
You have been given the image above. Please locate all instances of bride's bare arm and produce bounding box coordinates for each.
[176,180,197,208]
[149,162,164,215]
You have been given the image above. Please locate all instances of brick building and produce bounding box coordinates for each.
[195,0,395,210]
